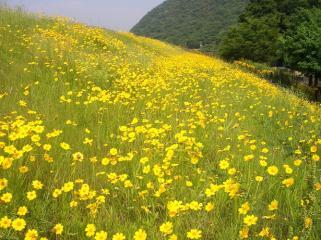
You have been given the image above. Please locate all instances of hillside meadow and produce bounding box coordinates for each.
[1,7,321,240]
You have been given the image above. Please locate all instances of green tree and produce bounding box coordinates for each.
[281,8,321,83]
[219,15,280,63]
[219,0,321,64]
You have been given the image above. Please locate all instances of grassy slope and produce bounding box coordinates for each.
[1,7,321,240]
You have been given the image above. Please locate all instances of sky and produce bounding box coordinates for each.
[3,0,164,31]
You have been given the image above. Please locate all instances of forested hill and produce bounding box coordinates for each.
[131,0,249,52]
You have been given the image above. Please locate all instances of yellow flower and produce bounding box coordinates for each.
[70,200,78,207]
[52,188,62,198]
[112,232,126,240]
[26,191,37,201]
[19,166,29,173]
[312,154,320,161]
[259,160,268,167]
[140,157,149,164]
[189,201,202,211]
[255,176,264,182]
[43,144,51,151]
[159,221,173,235]
[268,200,278,211]
[83,137,93,145]
[133,229,147,240]
[2,157,13,169]
[60,142,70,150]
[85,223,96,237]
[187,229,202,239]
[294,159,302,166]
[267,166,278,176]
[228,168,237,175]
[282,177,294,187]
[110,148,118,156]
[261,148,269,153]
[315,183,321,191]
[31,135,40,142]
[186,180,193,187]
[244,154,254,161]
[243,215,258,226]
[62,182,74,192]
[17,206,28,216]
[124,180,133,188]
[205,183,221,197]
[238,202,250,215]
[32,180,43,190]
[53,223,64,235]
[239,227,249,239]
[95,231,108,240]
[205,202,214,212]
[304,217,313,229]
[143,165,150,174]
[101,157,110,166]
[1,192,12,203]
[283,165,293,174]
[0,178,8,190]
[25,229,38,240]
[258,227,270,237]
[169,234,178,240]
[191,156,199,164]
[72,152,84,162]
[310,145,318,153]
[0,216,11,229]
[12,218,26,231]
[219,159,229,169]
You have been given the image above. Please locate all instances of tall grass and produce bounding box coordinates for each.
[1,7,321,240]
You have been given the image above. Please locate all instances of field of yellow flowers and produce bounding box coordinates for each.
[1,7,321,240]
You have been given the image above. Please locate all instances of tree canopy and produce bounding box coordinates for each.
[281,8,321,78]
[219,0,321,64]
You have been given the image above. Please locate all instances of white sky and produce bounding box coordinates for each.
[3,0,164,30]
